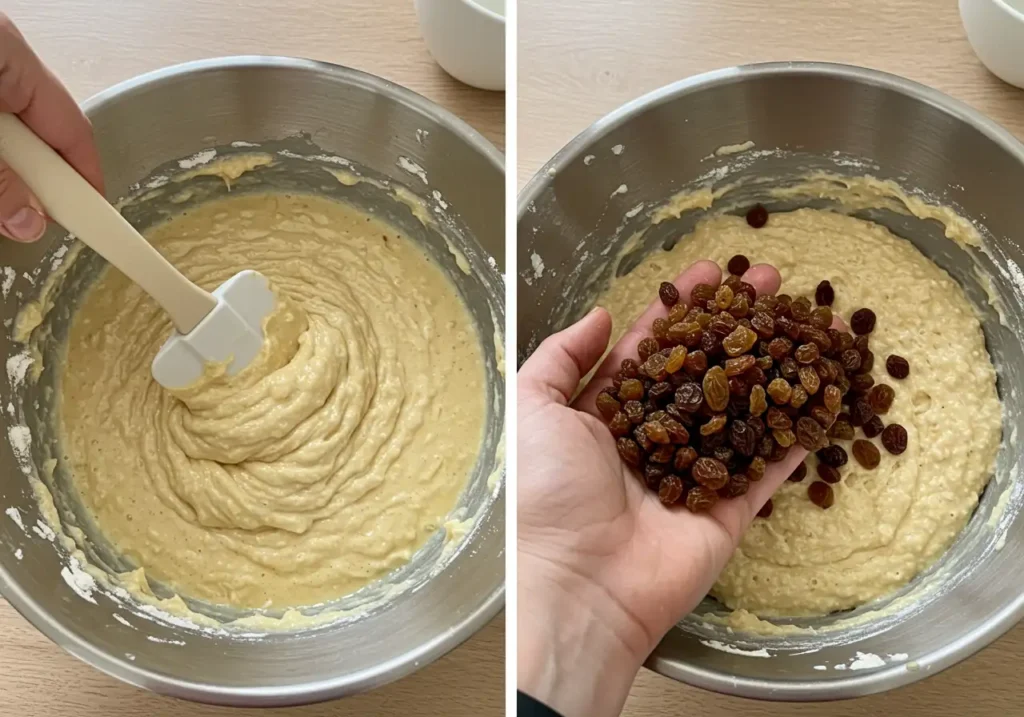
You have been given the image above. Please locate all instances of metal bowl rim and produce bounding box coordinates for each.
[1,54,505,706]
[515,60,1024,699]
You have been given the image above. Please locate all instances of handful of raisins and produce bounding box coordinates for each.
[598,246,910,514]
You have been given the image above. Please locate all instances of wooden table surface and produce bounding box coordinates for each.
[519,0,1024,714]
[0,2,504,715]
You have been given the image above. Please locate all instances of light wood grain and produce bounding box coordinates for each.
[519,0,1024,714]
[0,1,503,715]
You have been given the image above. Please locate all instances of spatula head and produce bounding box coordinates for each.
[151,270,276,390]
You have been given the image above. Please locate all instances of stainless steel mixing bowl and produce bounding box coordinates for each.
[0,56,504,705]
[518,62,1023,700]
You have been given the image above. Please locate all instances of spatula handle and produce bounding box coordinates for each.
[0,113,215,334]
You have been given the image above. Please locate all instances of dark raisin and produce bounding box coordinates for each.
[720,474,750,498]
[634,424,654,451]
[849,372,875,393]
[850,397,875,427]
[648,381,673,405]
[726,254,751,276]
[609,411,632,437]
[661,417,690,444]
[659,281,680,307]
[765,406,793,430]
[617,437,641,466]
[658,474,685,505]
[817,463,841,484]
[800,326,832,353]
[737,282,758,303]
[674,445,698,472]
[886,354,910,379]
[757,435,775,459]
[769,438,791,462]
[796,416,828,451]
[728,293,750,319]
[750,311,775,339]
[790,297,812,322]
[817,444,848,468]
[815,280,835,306]
[868,384,895,414]
[703,366,730,412]
[638,337,660,362]
[729,419,757,457]
[840,349,862,373]
[881,424,908,455]
[757,499,774,518]
[649,443,676,463]
[862,415,885,438]
[621,358,640,379]
[747,456,767,481]
[808,481,835,508]
[686,485,719,512]
[712,445,735,466]
[850,308,876,335]
[746,204,769,228]
[684,349,709,376]
[861,351,875,373]
[852,439,881,469]
[675,383,704,413]
[788,462,808,482]
[624,400,645,424]
[644,463,667,490]
[810,405,835,429]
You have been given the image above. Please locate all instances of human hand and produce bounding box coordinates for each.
[517,260,842,716]
[0,14,103,242]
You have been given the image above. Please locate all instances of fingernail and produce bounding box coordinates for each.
[4,207,46,242]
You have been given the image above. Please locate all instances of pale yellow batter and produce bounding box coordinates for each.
[60,192,486,610]
[601,207,1001,617]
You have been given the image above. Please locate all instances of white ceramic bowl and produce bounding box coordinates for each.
[960,0,1024,88]
[415,0,505,91]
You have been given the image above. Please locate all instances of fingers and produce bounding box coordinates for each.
[0,15,104,242]
[572,260,722,414]
[740,263,781,297]
[0,162,45,241]
[519,308,613,406]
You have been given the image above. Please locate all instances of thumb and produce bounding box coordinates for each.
[0,162,46,242]
[519,307,613,405]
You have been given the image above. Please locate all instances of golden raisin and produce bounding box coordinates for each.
[658,474,684,504]
[773,428,796,448]
[643,420,670,444]
[661,417,690,444]
[618,379,644,402]
[795,343,820,364]
[690,283,717,307]
[809,305,833,330]
[749,384,768,416]
[634,425,654,451]
[725,354,756,376]
[728,293,750,318]
[665,345,688,374]
[642,353,669,381]
[799,365,821,394]
[616,437,641,466]
[703,366,730,411]
[868,384,895,414]
[596,391,622,420]
[823,384,842,414]
[766,406,792,430]
[767,378,792,405]
[692,457,729,489]
[852,438,881,469]
[790,385,809,409]
[668,303,689,325]
[723,325,758,356]
[700,414,728,436]
[686,485,719,512]
[747,456,767,481]
[668,321,702,347]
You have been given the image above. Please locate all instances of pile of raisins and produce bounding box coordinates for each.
[596,244,912,514]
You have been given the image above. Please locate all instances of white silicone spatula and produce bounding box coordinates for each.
[0,113,274,390]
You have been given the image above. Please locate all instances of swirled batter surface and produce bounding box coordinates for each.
[60,193,485,609]
[601,208,1001,617]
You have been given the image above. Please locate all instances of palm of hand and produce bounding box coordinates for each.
[518,260,811,660]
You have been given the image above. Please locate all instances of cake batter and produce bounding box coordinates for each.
[60,192,486,610]
[600,206,1001,617]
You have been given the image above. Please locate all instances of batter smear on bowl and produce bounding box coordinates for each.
[59,192,486,610]
[599,205,1001,618]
